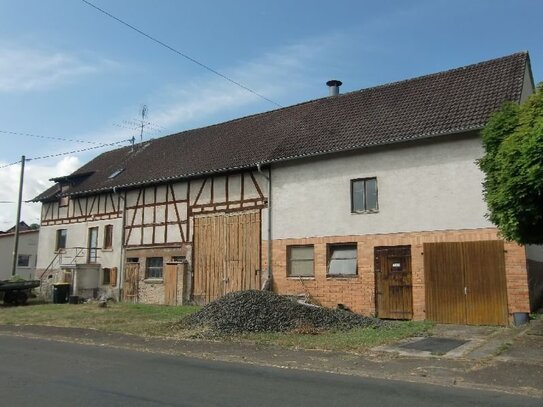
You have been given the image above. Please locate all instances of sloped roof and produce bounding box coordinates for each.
[34,51,531,202]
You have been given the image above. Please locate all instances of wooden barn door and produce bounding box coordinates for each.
[375,246,413,319]
[424,241,508,325]
[123,263,139,302]
[193,212,261,304]
[164,263,178,306]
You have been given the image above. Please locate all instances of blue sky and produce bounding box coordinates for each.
[0,0,541,227]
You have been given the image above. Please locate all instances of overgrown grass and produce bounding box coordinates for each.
[0,302,200,337]
[237,321,434,352]
[0,302,433,352]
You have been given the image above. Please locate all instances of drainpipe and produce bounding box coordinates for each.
[256,163,272,289]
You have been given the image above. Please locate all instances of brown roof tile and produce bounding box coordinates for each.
[34,51,531,201]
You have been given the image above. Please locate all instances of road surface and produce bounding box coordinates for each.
[0,334,539,406]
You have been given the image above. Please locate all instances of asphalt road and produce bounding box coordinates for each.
[0,335,539,407]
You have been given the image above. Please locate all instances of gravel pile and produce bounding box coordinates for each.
[184,290,382,334]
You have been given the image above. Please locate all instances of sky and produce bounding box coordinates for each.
[0,0,542,228]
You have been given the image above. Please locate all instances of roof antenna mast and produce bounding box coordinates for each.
[139,104,148,143]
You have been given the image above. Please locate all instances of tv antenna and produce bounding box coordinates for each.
[139,105,148,143]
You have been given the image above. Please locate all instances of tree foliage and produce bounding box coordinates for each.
[479,83,543,244]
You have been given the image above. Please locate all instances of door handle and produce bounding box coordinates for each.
[464,286,468,295]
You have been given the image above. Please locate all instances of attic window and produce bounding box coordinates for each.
[108,168,124,179]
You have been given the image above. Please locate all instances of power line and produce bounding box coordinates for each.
[0,129,101,144]
[81,0,283,108]
[0,139,131,170]
[27,139,131,161]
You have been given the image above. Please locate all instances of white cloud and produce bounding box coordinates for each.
[0,46,115,92]
[0,156,80,228]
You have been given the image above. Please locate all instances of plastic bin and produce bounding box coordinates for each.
[52,283,70,304]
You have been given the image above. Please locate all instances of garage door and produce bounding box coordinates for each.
[193,211,261,304]
[424,241,508,325]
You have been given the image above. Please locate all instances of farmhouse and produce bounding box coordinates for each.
[34,51,540,325]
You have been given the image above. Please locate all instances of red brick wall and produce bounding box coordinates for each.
[263,228,530,322]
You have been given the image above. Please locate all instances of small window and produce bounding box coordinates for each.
[145,257,163,279]
[351,177,378,213]
[103,224,113,249]
[327,244,357,276]
[102,268,111,285]
[287,246,314,277]
[108,168,124,179]
[126,257,139,264]
[56,229,67,251]
[17,255,31,268]
[171,256,186,263]
[59,196,69,207]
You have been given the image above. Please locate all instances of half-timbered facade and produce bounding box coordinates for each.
[34,52,537,324]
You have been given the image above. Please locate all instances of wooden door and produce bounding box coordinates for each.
[375,246,413,319]
[424,241,508,325]
[193,212,261,304]
[164,263,178,306]
[424,242,466,324]
[463,241,508,325]
[123,263,139,302]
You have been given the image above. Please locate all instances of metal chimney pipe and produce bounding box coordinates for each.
[326,80,342,96]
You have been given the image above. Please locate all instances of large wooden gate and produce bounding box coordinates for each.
[424,241,508,325]
[193,211,261,304]
[375,246,413,319]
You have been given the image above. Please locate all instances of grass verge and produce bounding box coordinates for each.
[237,321,433,352]
[0,302,433,352]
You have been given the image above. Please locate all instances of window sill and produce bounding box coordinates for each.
[326,275,358,279]
[287,276,315,280]
[102,248,113,252]
[55,249,66,254]
[143,278,163,284]
[351,210,379,215]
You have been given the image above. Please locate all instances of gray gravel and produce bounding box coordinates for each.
[184,290,382,334]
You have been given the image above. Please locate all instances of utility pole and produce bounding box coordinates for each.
[11,155,25,277]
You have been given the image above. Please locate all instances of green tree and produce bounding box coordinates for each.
[479,83,543,244]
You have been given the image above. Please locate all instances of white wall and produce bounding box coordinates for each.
[36,218,123,275]
[0,231,38,280]
[270,134,493,240]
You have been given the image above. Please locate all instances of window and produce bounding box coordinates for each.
[103,224,113,249]
[17,254,31,268]
[59,196,69,207]
[287,246,314,277]
[56,229,67,251]
[351,177,378,213]
[145,257,163,279]
[88,227,99,263]
[102,268,111,285]
[171,256,186,263]
[327,244,357,276]
[126,257,139,263]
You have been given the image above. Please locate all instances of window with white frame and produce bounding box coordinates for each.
[17,254,31,268]
[287,246,314,277]
[327,244,357,276]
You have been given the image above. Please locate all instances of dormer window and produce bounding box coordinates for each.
[59,184,69,207]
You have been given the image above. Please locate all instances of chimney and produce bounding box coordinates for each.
[326,80,342,96]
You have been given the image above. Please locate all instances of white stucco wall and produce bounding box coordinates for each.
[0,231,39,280]
[36,218,123,277]
[269,134,493,240]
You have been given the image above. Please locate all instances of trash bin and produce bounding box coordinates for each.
[52,283,70,304]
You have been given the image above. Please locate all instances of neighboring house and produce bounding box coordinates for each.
[0,223,39,280]
[34,52,539,324]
